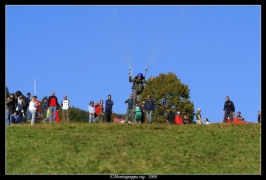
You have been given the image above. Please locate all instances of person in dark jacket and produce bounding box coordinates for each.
[140,101,146,123]
[223,96,235,123]
[143,94,155,124]
[105,95,114,123]
[15,91,27,123]
[258,111,260,123]
[124,94,134,123]
[26,92,31,120]
[129,73,153,107]
[166,109,175,125]
[42,98,48,122]
[48,91,60,123]
[8,94,16,115]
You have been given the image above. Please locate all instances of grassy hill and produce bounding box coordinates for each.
[6,122,261,175]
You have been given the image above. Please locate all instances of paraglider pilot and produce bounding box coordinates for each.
[129,73,153,106]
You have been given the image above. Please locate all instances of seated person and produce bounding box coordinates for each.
[183,115,190,124]
[10,111,22,124]
[175,111,183,125]
[236,111,245,121]
[205,118,210,124]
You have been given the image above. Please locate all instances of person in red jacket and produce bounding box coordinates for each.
[94,101,100,122]
[48,91,60,123]
[175,111,183,125]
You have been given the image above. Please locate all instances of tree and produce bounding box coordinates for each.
[138,72,195,123]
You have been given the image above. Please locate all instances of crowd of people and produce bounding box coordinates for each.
[5,83,261,126]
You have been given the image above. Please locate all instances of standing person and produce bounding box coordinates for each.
[166,109,175,125]
[29,97,37,125]
[98,100,105,123]
[140,101,146,123]
[195,108,202,124]
[9,94,16,115]
[129,73,154,107]
[143,94,155,124]
[61,95,71,122]
[134,102,142,124]
[16,96,25,123]
[6,96,11,126]
[94,102,100,122]
[88,101,95,123]
[105,95,114,123]
[223,96,235,123]
[15,91,27,123]
[48,91,60,123]
[124,94,134,123]
[33,96,41,120]
[42,98,48,122]
[258,111,261,123]
[26,92,31,121]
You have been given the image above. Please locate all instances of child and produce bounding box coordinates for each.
[134,103,142,124]
[88,101,95,123]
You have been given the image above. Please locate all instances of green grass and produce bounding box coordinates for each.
[6,122,261,174]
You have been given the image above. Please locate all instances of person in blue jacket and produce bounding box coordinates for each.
[105,95,114,123]
[143,94,155,124]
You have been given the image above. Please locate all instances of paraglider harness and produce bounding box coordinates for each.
[130,67,148,95]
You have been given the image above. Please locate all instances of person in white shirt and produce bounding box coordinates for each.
[61,95,71,122]
[88,101,95,123]
[29,97,37,125]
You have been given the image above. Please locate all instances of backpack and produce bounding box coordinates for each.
[135,106,142,120]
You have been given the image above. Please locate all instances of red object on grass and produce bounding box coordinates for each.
[56,110,60,122]
[225,118,251,124]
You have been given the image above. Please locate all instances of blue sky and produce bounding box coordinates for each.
[6,5,261,123]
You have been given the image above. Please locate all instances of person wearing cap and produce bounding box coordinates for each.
[223,96,235,123]
[195,108,202,124]
[129,72,154,107]
[61,95,71,122]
